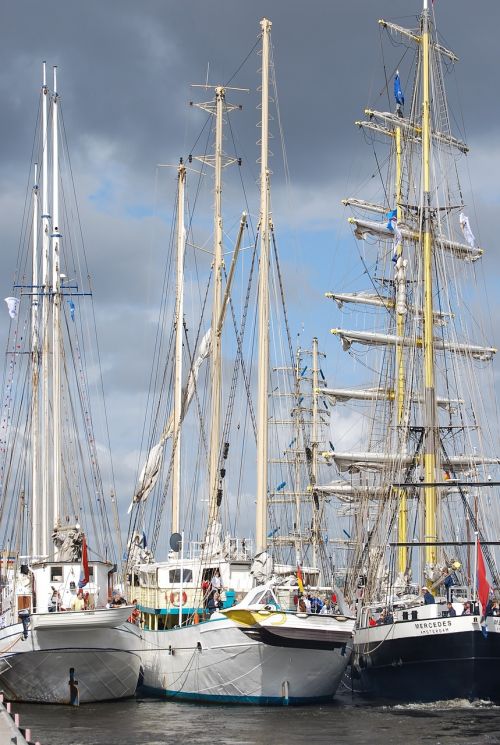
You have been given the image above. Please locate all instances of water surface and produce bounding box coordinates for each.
[15,695,500,744]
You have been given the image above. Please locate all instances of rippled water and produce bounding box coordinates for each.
[14,695,500,745]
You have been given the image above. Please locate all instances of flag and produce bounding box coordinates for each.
[4,297,19,320]
[78,535,90,589]
[394,73,405,106]
[477,539,491,616]
[386,209,397,230]
[68,299,76,321]
[297,564,304,593]
[459,212,475,248]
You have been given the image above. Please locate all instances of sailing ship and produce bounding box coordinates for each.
[127,18,354,705]
[323,0,500,702]
[0,64,142,704]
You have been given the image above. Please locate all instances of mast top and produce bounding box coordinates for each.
[260,17,272,32]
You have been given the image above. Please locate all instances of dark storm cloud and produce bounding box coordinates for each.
[1,0,499,515]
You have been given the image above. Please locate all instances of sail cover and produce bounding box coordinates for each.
[128,328,212,512]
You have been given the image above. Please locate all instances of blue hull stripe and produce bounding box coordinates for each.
[138,684,333,705]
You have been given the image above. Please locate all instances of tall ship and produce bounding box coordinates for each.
[322,0,500,702]
[127,18,354,705]
[0,64,142,704]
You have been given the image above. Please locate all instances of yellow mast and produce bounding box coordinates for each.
[395,125,407,575]
[421,1,438,571]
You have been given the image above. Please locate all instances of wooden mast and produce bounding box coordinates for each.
[31,161,40,557]
[41,62,50,558]
[256,18,272,554]
[207,86,225,533]
[171,161,186,536]
[395,124,408,575]
[421,0,438,571]
[51,66,62,538]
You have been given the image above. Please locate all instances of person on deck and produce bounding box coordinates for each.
[462,601,472,615]
[211,569,223,595]
[422,588,435,605]
[446,602,457,617]
[310,595,324,614]
[70,589,85,611]
[128,599,141,625]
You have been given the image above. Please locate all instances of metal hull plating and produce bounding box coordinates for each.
[351,616,500,702]
[140,613,352,705]
[0,621,142,704]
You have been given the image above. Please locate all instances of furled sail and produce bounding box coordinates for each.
[315,480,389,501]
[331,328,496,362]
[326,291,453,323]
[129,328,212,512]
[347,217,483,262]
[322,386,462,412]
[322,450,500,474]
[358,108,468,153]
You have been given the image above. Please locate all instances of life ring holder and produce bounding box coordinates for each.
[169,591,187,607]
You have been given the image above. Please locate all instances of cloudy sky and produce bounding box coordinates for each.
[2,1,499,549]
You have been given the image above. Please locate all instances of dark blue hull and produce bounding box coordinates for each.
[351,628,500,702]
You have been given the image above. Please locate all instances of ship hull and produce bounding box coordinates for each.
[0,615,142,704]
[351,615,500,702]
[140,612,353,705]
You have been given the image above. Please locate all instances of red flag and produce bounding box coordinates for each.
[477,539,491,614]
[78,536,90,589]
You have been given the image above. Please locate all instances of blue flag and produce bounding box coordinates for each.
[386,209,397,230]
[394,74,404,106]
[68,299,75,321]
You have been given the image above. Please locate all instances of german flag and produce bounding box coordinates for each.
[297,564,304,593]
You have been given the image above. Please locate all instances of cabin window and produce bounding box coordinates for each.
[50,566,63,582]
[168,569,193,584]
[88,566,94,579]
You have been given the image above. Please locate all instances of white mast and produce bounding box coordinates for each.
[51,66,62,536]
[311,337,319,568]
[172,161,186,536]
[207,86,225,532]
[41,62,51,558]
[256,17,272,554]
[31,163,40,556]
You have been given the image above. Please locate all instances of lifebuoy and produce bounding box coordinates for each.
[169,591,187,606]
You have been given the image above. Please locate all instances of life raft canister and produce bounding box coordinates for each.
[169,591,188,606]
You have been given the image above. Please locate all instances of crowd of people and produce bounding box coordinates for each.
[297,593,340,615]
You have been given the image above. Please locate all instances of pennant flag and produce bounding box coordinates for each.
[394,73,405,106]
[276,481,286,492]
[297,564,304,593]
[477,539,491,616]
[459,212,476,248]
[78,535,90,589]
[267,527,279,538]
[68,299,76,321]
[4,297,19,320]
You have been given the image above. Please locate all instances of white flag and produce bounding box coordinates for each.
[4,297,19,319]
[459,212,475,248]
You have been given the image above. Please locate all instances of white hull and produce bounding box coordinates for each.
[140,611,353,704]
[0,615,142,704]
